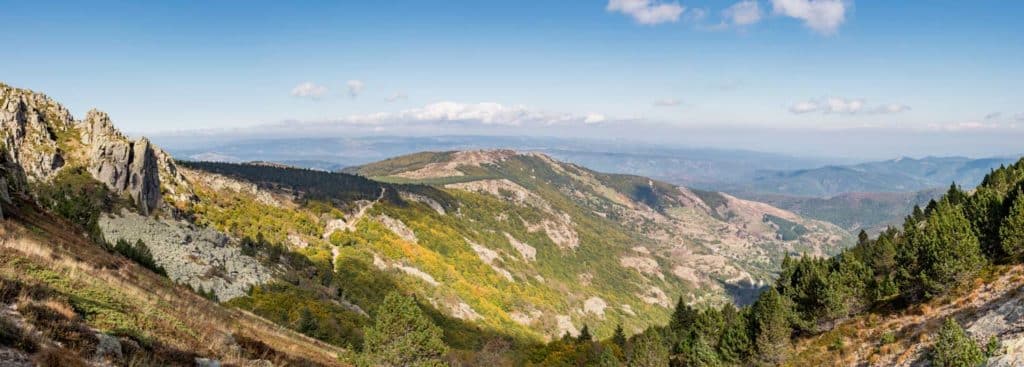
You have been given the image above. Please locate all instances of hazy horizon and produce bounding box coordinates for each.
[4,1,1022,159]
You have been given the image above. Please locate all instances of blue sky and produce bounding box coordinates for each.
[2,1,1023,158]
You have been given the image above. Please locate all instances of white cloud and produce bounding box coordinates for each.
[789,97,909,115]
[347,80,365,98]
[607,0,685,25]
[872,103,911,114]
[984,112,1002,120]
[290,82,329,99]
[789,100,821,114]
[584,113,607,124]
[654,98,683,107]
[1016,113,1024,122]
[330,102,607,127]
[386,92,408,103]
[926,121,1000,132]
[770,0,847,35]
[723,1,762,26]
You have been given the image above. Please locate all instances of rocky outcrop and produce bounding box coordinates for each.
[80,110,162,215]
[0,84,193,216]
[0,84,72,181]
[0,165,10,220]
[98,210,273,300]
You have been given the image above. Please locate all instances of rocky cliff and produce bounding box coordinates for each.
[0,83,190,215]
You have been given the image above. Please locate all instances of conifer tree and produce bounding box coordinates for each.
[595,344,624,367]
[716,305,750,364]
[912,200,985,299]
[579,324,593,343]
[999,190,1024,259]
[686,336,722,367]
[750,288,791,365]
[612,324,627,350]
[363,292,447,367]
[627,329,669,367]
[931,318,985,367]
[297,307,318,335]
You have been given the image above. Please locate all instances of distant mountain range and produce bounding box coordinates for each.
[155,135,836,186]
[159,135,1017,234]
[719,156,1019,198]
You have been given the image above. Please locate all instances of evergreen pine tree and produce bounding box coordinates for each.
[945,183,967,206]
[297,307,318,335]
[627,329,669,367]
[595,344,624,367]
[687,336,722,367]
[966,188,1006,259]
[931,318,985,367]
[750,288,791,365]
[363,292,448,367]
[913,200,986,298]
[612,324,627,350]
[579,324,593,343]
[999,189,1024,259]
[716,305,750,364]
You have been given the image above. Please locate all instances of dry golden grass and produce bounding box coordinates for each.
[0,201,350,366]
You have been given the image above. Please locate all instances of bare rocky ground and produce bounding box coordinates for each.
[98,210,273,300]
[792,265,1024,366]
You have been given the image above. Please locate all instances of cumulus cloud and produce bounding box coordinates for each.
[654,98,683,107]
[346,80,365,98]
[327,102,609,127]
[290,82,329,99]
[770,0,847,35]
[789,97,909,115]
[607,0,685,25]
[723,1,763,26]
[386,92,408,103]
[985,112,1002,120]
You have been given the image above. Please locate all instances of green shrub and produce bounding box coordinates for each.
[879,331,896,345]
[32,167,119,242]
[112,239,166,276]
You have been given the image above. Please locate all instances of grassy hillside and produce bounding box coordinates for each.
[0,198,347,366]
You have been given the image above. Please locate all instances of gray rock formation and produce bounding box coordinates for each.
[98,210,273,300]
[0,84,71,182]
[81,110,162,215]
[0,84,192,216]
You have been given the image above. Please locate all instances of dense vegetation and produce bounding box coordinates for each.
[179,160,457,210]
[524,159,1024,366]
[31,166,123,242]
